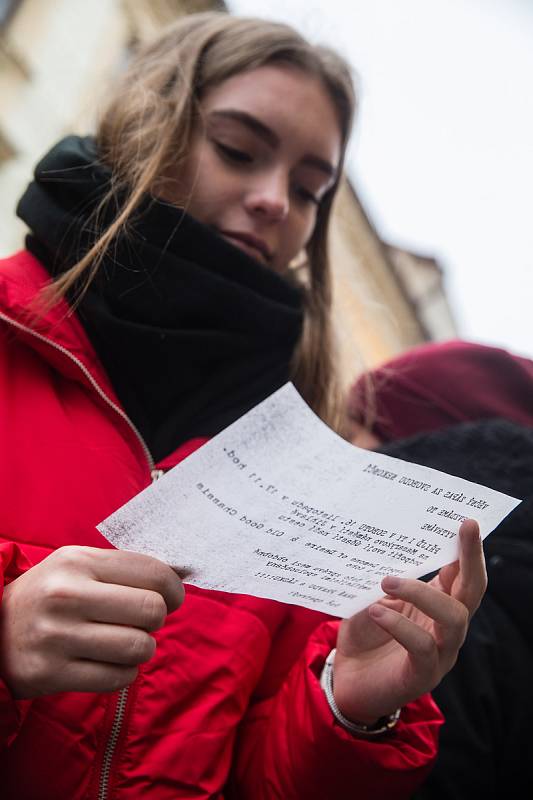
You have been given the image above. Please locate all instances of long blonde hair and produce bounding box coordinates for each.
[42,13,356,428]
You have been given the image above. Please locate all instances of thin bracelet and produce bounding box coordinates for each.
[319,649,401,737]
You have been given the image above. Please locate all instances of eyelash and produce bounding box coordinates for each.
[296,187,321,206]
[215,142,253,164]
[214,142,321,207]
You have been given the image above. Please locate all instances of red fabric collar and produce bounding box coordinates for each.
[0,250,120,406]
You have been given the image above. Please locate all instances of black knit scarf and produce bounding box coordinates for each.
[17,136,304,462]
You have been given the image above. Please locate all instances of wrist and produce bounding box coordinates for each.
[319,649,401,737]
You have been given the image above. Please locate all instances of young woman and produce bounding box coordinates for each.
[0,15,486,799]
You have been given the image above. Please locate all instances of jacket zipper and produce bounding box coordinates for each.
[98,686,130,800]
[98,465,165,800]
[0,310,160,798]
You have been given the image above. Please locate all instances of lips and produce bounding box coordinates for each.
[218,230,272,263]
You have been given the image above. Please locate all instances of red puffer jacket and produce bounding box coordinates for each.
[0,251,441,800]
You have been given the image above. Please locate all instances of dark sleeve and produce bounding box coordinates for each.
[413,593,533,800]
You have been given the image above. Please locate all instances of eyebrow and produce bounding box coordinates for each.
[207,109,338,179]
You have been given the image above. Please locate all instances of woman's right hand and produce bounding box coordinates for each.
[0,545,185,698]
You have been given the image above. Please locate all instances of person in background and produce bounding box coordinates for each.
[347,338,533,799]
[346,338,533,444]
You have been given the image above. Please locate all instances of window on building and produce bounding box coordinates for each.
[0,0,21,29]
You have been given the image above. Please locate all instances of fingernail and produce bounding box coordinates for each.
[171,566,194,580]
[369,604,385,618]
[382,576,400,592]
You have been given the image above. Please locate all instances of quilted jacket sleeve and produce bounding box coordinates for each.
[0,541,33,748]
[230,620,442,800]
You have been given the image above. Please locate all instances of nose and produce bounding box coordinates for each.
[244,170,289,222]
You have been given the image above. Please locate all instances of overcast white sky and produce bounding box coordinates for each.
[230,0,533,358]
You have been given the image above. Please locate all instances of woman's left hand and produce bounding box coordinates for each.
[334,519,487,725]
